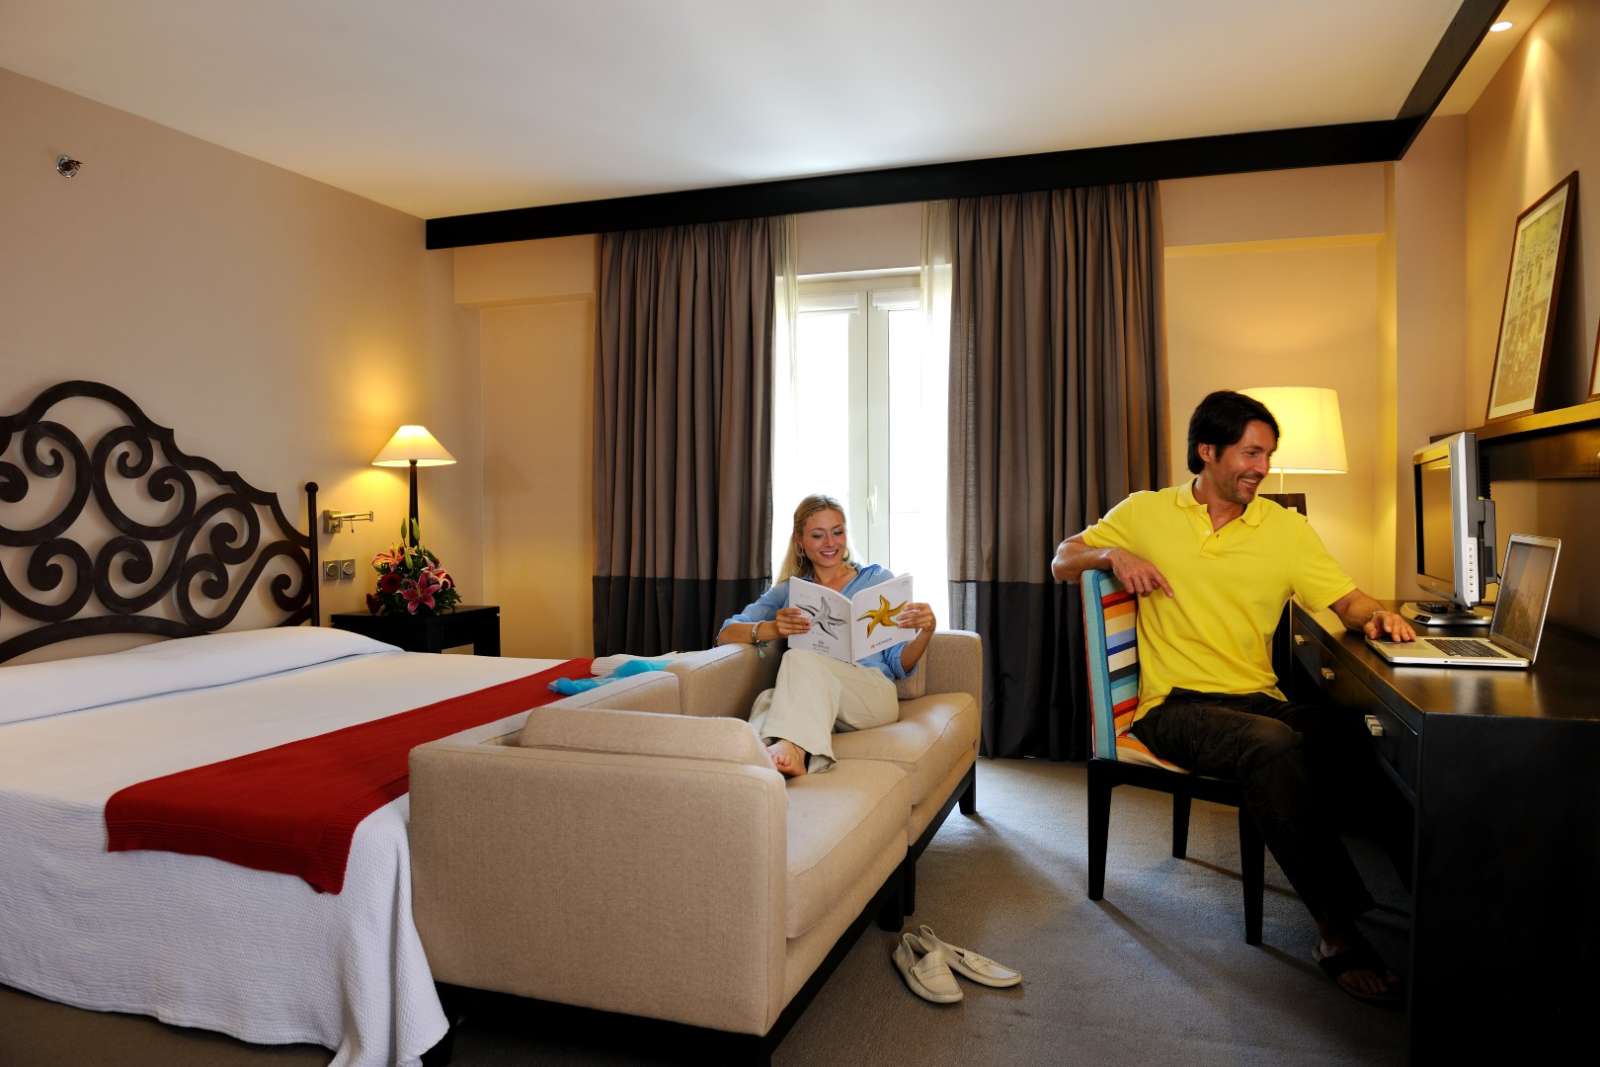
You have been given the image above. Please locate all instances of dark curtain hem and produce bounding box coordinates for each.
[593,575,770,657]
[951,579,1088,761]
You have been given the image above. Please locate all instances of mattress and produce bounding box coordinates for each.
[0,627,564,1066]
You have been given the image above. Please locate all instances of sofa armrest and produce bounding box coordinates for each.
[921,629,982,706]
[410,738,788,1035]
[665,642,783,719]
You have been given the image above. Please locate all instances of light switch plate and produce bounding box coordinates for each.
[322,561,340,581]
[340,559,357,579]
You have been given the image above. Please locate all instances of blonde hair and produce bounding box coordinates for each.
[777,494,852,583]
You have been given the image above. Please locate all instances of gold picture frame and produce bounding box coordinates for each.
[1590,323,1600,400]
[1485,172,1578,423]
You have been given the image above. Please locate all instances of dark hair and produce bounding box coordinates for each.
[1186,391,1279,474]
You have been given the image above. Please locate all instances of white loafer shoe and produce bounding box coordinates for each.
[893,932,963,1004]
[915,925,1023,988]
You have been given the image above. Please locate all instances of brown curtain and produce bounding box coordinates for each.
[947,183,1167,759]
[593,219,778,655]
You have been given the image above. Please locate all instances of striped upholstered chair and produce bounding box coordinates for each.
[1081,568,1265,944]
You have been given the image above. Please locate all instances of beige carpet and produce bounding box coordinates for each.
[1,757,1409,1066]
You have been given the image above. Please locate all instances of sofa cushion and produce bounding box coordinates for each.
[784,759,909,939]
[830,693,978,807]
[518,706,769,767]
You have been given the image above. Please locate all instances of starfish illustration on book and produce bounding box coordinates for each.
[859,593,908,636]
[797,598,849,638]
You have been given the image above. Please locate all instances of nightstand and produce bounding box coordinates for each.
[330,604,500,655]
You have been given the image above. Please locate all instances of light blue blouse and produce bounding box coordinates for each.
[721,563,911,681]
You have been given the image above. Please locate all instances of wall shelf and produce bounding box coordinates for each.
[1467,398,1600,482]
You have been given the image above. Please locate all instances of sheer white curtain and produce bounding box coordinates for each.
[770,216,801,575]
[910,201,952,626]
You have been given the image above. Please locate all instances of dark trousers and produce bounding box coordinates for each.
[1130,688,1410,930]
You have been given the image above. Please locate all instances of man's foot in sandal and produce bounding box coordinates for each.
[767,739,808,778]
[1314,936,1403,1006]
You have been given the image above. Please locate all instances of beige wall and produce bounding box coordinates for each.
[456,237,598,657]
[0,68,482,658]
[1463,0,1600,634]
[1161,166,1386,595]
[1390,116,1469,600]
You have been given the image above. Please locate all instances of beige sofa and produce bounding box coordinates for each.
[408,632,981,1058]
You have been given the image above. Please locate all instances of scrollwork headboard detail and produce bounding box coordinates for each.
[0,380,320,664]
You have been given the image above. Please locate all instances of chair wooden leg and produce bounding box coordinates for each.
[1238,810,1265,945]
[1087,760,1112,901]
[1171,792,1192,859]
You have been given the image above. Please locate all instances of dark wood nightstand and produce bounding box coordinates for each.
[330,604,500,655]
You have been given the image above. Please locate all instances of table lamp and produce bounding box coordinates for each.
[1239,387,1347,513]
[372,425,456,545]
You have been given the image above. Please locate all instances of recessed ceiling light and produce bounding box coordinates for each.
[1490,20,1514,32]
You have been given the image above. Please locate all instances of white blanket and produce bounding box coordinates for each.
[0,630,565,1066]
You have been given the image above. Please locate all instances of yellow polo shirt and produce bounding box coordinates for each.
[1081,481,1356,720]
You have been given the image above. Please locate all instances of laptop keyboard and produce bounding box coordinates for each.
[1430,638,1508,658]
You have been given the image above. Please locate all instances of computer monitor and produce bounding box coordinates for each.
[1403,431,1498,627]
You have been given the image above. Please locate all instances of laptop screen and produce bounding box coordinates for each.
[1490,539,1559,657]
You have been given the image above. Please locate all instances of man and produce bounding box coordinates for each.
[1051,389,1413,1006]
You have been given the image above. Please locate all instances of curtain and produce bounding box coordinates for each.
[946,184,1167,759]
[593,218,783,655]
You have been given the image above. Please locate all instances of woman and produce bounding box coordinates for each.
[717,494,936,778]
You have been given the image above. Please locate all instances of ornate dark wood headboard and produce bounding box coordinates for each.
[0,380,319,664]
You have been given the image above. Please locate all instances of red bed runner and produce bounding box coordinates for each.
[105,658,592,893]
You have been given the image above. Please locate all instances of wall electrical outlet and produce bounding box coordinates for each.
[322,561,340,581]
[339,559,357,579]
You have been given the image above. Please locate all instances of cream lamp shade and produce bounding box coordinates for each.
[1239,387,1348,474]
[371,425,456,468]
[372,425,456,545]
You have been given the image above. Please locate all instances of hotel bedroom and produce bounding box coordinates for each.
[1,1,1596,1065]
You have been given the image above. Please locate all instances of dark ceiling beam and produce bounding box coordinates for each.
[1393,0,1508,156]
[425,0,1505,250]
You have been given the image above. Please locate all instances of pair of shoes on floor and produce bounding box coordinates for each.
[1313,936,1404,1007]
[893,925,1023,1004]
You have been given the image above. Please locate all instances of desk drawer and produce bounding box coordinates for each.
[1292,630,1419,794]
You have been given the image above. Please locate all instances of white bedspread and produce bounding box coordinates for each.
[0,632,564,1066]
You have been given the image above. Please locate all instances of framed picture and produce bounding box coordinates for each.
[1591,324,1600,400]
[1485,172,1578,423]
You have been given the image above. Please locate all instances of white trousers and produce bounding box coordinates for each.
[748,650,899,773]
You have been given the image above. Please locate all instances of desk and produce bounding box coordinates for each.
[1289,602,1600,1060]
[330,604,500,655]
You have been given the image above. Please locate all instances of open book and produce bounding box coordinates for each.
[785,574,916,664]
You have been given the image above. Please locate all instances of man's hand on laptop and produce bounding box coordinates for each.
[1364,610,1415,643]
[1108,548,1174,598]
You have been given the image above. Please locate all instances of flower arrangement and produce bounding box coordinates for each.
[366,521,461,616]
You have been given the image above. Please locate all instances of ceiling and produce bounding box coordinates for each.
[0,1,1534,221]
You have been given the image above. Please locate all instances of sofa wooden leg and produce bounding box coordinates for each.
[875,865,905,931]
[958,769,977,815]
[901,858,917,917]
[1087,759,1111,901]
[1172,791,1192,859]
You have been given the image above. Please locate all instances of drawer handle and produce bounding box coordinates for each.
[1293,634,1307,647]
[1319,667,1335,682]
[1364,714,1385,737]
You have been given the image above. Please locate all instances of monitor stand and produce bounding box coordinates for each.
[1400,601,1492,627]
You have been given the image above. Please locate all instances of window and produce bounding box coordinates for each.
[772,272,949,626]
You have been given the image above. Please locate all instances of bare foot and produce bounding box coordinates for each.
[766,739,808,778]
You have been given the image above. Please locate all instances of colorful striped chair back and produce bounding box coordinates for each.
[1082,569,1184,771]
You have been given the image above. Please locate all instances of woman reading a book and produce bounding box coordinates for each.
[717,494,936,778]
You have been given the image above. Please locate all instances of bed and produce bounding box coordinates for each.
[0,381,575,1065]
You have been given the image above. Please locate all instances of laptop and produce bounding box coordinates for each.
[1368,534,1561,669]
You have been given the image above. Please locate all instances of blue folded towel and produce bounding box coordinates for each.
[548,657,670,695]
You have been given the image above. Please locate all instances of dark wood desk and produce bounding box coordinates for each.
[330,604,500,655]
[1289,602,1600,1061]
